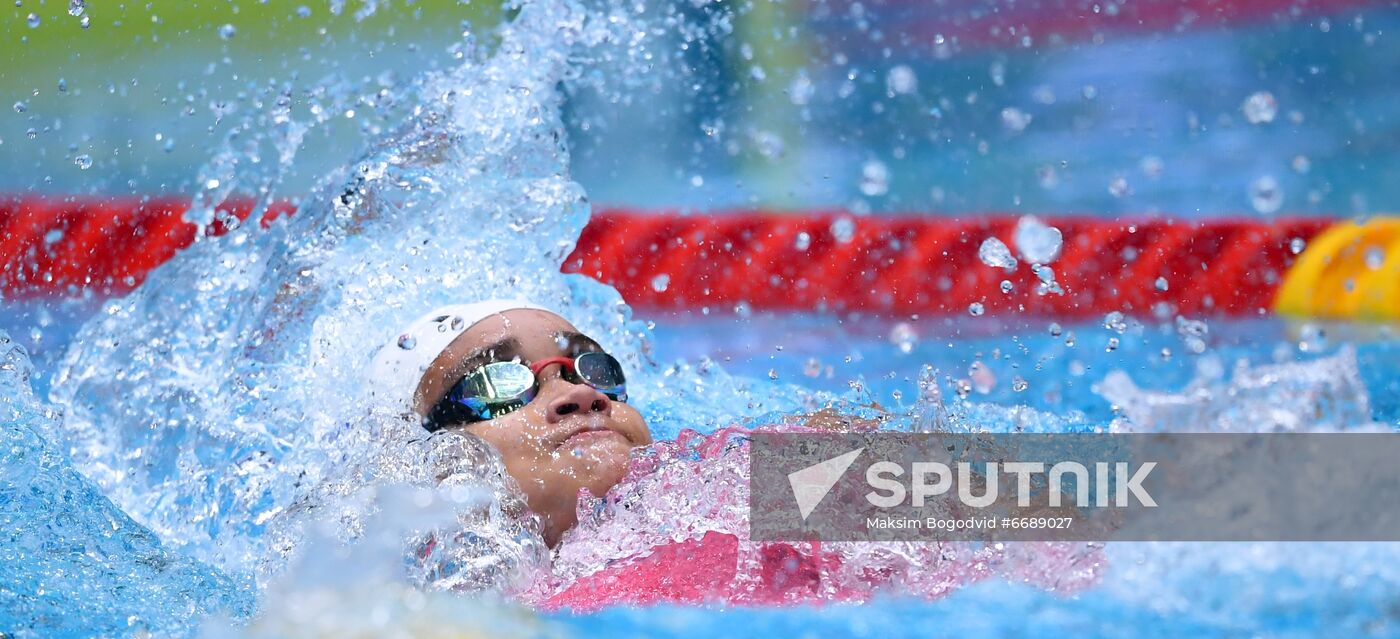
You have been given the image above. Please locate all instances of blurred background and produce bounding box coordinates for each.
[4,0,1396,217]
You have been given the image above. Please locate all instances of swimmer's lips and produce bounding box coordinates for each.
[555,421,629,450]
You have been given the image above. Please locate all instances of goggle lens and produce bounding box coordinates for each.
[471,361,536,399]
[575,352,627,400]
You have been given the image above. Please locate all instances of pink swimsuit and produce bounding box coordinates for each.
[531,426,1103,611]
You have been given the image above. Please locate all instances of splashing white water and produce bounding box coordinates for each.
[1,330,253,636]
[1094,347,1374,432]
[45,0,811,594]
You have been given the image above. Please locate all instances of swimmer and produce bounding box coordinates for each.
[371,300,653,547]
[371,301,1097,607]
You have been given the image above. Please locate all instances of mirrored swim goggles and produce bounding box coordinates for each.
[425,352,628,431]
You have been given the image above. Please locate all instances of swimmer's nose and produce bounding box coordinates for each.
[544,378,612,423]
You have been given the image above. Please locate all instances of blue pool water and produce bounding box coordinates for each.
[5,304,1400,637]
[3,0,1400,636]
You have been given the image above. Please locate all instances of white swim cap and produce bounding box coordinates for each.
[369,299,547,412]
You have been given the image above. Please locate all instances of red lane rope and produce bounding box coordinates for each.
[566,210,1333,319]
[0,196,293,297]
[0,197,1331,318]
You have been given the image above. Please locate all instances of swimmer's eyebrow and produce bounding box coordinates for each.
[554,331,603,354]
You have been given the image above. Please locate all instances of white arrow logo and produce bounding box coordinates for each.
[788,448,864,521]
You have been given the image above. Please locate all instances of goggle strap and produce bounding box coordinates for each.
[529,356,577,377]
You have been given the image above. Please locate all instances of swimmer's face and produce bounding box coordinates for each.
[414,309,652,547]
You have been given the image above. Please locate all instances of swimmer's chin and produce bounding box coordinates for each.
[562,437,634,482]
[560,434,633,472]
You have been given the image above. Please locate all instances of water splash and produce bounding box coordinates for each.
[1,331,252,637]
[1094,347,1374,432]
[45,0,810,596]
[533,426,1102,610]
[205,484,557,639]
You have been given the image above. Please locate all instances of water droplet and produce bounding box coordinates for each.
[1000,107,1032,133]
[1013,215,1062,264]
[218,23,237,40]
[396,334,417,350]
[1290,237,1306,254]
[767,368,779,381]
[296,5,312,18]
[1103,311,1127,334]
[1176,316,1209,354]
[968,302,985,317]
[830,216,856,244]
[889,322,918,354]
[689,174,703,187]
[26,12,39,28]
[752,130,783,159]
[25,127,37,140]
[74,154,92,170]
[916,365,941,403]
[1012,376,1028,392]
[1291,155,1311,174]
[886,65,917,95]
[1108,176,1130,198]
[1175,316,1209,338]
[1241,91,1278,124]
[67,0,84,17]
[859,160,889,197]
[1364,246,1385,270]
[1139,155,1165,178]
[1154,277,1168,291]
[1032,263,1063,296]
[1249,175,1283,214]
[12,101,26,113]
[793,231,811,251]
[1048,322,1062,337]
[1105,337,1120,352]
[205,178,221,190]
[999,279,1013,294]
[1160,347,1172,361]
[57,78,67,93]
[788,73,814,106]
[650,274,670,292]
[1297,323,1326,353]
[79,14,90,28]
[969,361,995,394]
[977,237,1017,270]
[803,358,822,378]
